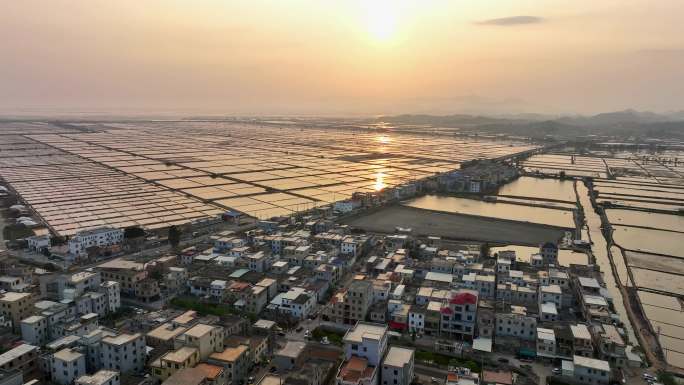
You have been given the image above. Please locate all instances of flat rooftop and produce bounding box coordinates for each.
[344,322,387,344]
[184,323,215,338]
[0,344,37,366]
[54,348,83,362]
[147,323,187,341]
[383,346,414,367]
[210,345,248,362]
[573,355,610,372]
[276,341,306,358]
[102,333,140,346]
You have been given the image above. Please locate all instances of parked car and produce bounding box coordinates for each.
[497,357,509,364]
[295,326,304,333]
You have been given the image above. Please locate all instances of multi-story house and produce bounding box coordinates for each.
[68,227,124,259]
[329,280,372,325]
[151,347,200,381]
[49,348,87,385]
[1,292,34,332]
[536,328,556,359]
[101,333,146,374]
[175,324,225,361]
[209,345,250,385]
[592,324,627,369]
[381,347,414,385]
[570,355,610,385]
[570,324,593,358]
[495,306,537,341]
[439,290,478,341]
[337,322,388,385]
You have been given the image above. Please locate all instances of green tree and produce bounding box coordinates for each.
[168,225,181,248]
[124,226,146,239]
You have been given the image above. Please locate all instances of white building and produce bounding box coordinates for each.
[76,370,120,385]
[381,347,414,385]
[338,322,389,385]
[536,327,556,359]
[333,200,361,213]
[101,281,121,313]
[20,315,48,346]
[210,280,227,300]
[51,348,86,385]
[269,287,316,320]
[540,302,558,322]
[101,333,146,374]
[343,322,388,366]
[494,307,536,341]
[407,307,424,334]
[567,355,611,385]
[68,227,124,258]
[27,235,51,252]
[247,252,267,272]
[539,285,562,308]
[460,273,495,299]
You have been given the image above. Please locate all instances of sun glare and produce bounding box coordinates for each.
[374,172,386,191]
[364,0,399,42]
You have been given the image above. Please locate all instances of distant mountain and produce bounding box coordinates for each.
[375,110,684,140]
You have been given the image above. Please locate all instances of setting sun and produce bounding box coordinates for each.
[364,0,399,42]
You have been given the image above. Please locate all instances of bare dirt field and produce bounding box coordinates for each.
[343,205,567,245]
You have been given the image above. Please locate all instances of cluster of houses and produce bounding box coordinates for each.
[162,217,641,385]
[0,207,646,385]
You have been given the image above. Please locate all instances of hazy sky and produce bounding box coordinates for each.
[1,0,683,116]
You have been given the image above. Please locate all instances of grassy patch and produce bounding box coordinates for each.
[312,327,344,346]
[170,297,235,317]
[415,350,480,372]
[100,306,136,327]
[657,371,677,385]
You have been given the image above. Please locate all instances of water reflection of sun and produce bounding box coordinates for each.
[374,172,386,191]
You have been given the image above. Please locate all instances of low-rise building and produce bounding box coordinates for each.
[151,347,200,380]
[439,290,478,341]
[567,355,610,385]
[536,328,556,359]
[76,370,120,385]
[209,346,250,385]
[570,324,593,358]
[101,333,146,374]
[20,316,48,346]
[176,324,225,361]
[68,227,124,259]
[0,344,38,379]
[1,292,34,332]
[381,347,414,385]
[50,348,86,385]
[273,341,306,372]
[495,306,536,341]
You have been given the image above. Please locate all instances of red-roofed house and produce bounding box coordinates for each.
[440,290,479,341]
[337,356,377,385]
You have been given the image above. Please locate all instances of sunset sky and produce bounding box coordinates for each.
[1,0,683,115]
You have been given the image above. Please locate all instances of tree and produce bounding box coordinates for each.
[168,225,181,249]
[480,242,490,258]
[124,226,146,239]
[50,236,67,246]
